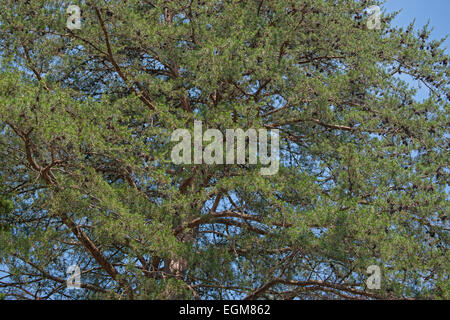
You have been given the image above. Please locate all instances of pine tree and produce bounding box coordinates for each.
[0,0,448,299]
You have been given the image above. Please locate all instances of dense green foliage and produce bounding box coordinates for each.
[0,0,448,299]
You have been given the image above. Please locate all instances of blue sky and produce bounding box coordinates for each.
[383,0,449,49]
[381,0,449,100]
